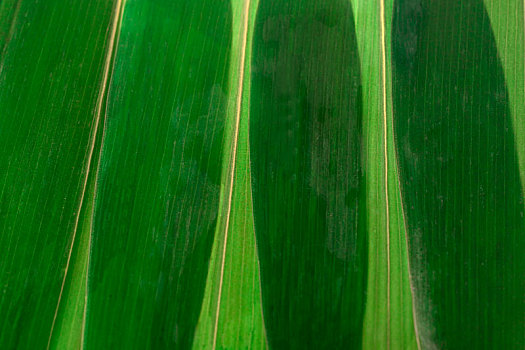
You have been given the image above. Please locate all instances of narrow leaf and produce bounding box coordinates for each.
[250,1,367,348]
[392,0,525,348]
[0,1,115,347]
[193,0,267,348]
[350,0,420,348]
[86,0,231,347]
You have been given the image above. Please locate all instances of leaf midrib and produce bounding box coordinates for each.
[378,1,391,347]
[46,0,127,347]
[211,0,252,349]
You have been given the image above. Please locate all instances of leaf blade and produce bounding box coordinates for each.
[351,0,420,348]
[392,0,525,347]
[0,0,115,347]
[193,0,267,348]
[249,1,368,348]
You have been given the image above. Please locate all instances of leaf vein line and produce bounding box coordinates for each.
[379,0,391,348]
[212,0,252,348]
[46,0,126,348]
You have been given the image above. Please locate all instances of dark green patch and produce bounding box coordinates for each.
[393,0,525,348]
[250,1,366,348]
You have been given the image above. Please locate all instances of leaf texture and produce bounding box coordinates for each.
[392,0,525,348]
[0,1,115,348]
[249,1,367,348]
[350,0,419,348]
[86,0,232,347]
[0,0,523,349]
[192,0,267,348]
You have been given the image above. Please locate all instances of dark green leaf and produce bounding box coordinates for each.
[392,0,525,348]
[250,1,367,348]
[0,1,115,347]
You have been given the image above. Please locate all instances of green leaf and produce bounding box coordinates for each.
[350,0,419,348]
[84,0,233,348]
[0,1,115,348]
[249,1,368,348]
[484,0,525,190]
[192,0,267,348]
[1,0,524,349]
[392,0,525,348]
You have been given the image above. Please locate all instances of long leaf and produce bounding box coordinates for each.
[1,0,524,349]
[0,1,115,348]
[85,0,232,347]
[392,0,525,348]
[193,0,267,348]
[249,1,367,348]
[350,0,419,348]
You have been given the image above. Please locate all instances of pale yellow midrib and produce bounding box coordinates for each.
[378,0,391,348]
[46,0,126,348]
[211,0,252,349]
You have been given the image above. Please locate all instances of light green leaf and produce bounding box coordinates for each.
[192,0,267,349]
[350,0,419,348]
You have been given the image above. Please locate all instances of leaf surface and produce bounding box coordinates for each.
[249,1,367,348]
[85,0,232,347]
[0,1,115,348]
[193,0,267,348]
[350,1,420,348]
[0,1,523,348]
[392,0,525,348]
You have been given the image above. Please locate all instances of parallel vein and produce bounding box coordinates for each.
[379,0,391,348]
[46,0,126,347]
[211,0,252,348]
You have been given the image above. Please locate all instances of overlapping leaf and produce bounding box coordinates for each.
[0,0,523,349]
